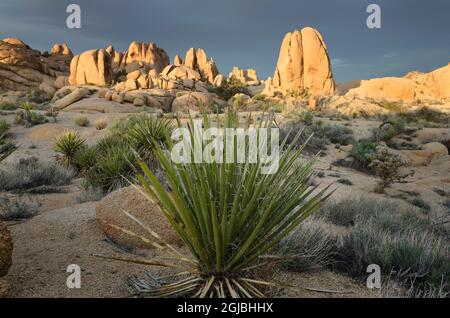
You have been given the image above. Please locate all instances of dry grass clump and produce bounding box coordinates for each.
[95,117,108,130]
[74,115,90,127]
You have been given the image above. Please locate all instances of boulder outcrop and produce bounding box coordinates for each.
[184,48,219,84]
[346,62,450,101]
[0,38,67,91]
[263,27,334,97]
[69,49,113,86]
[228,66,260,86]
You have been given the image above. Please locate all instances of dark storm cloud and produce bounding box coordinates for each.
[0,0,449,82]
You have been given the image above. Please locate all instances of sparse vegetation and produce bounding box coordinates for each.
[317,197,449,293]
[349,139,378,170]
[14,102,48,127]
[209,75,250,101]
[411,198,431,214]
[105,111,329,297]
[52,130,86,167]
[74,115,90,127]
[95,117,108,130]
[0,194,39,221]
[0,157,74,192]
[0,102,17,111]
[337,178,353,186]
[82,136,136,192]
[368,146,414,193]
[125,115,175,161]
[278,219,338,272]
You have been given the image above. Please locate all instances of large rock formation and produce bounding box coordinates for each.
[263,27,335,97]
[228,66,260,86]
[184,48,219,84]
[0,221,13,298]
[347,62,450,101]
[0,38,68,92]
[69,49,113,86]
[119,41,169,73]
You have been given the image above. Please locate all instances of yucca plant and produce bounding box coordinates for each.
[52,130,85,167]
[84,136,136,192]
[98,112,331,298]
[127,115,175,161]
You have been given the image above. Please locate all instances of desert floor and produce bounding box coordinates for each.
[1,109,448,298]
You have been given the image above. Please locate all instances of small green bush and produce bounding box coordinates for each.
[0,119,10,135]
[82,137,136,192]
[74,115,90,127]
[350,139,377,170]
[74,145,97,174]
[208,76,250,101]
[14,102,48,127]
[0,103,17,110]
[321,125,354,145]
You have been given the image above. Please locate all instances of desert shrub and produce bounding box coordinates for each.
[27,89,51,104]
[339,222,449,291]
[0,157,74,191]
[0,122,16,162]
[14,102,48,127]
[278,219,338,272]
[368,146,415,193]
[73,145,97,174]
[261,102,285,113]
[280,122,328,155]
[0,103,16,110]
[95,117,108,130]
[321,124,354,145]
[45,106,59,123]
[76,186,105,203]
[378,101,405,113]
[52,130,86,167]
[411,198,431,214]
[0,119,9,135]
[318,197,374,227]
[372,118,406,142]
[74,115,90,127]
[83,137,136,192]
[337,178,353,186]
[0,195,39,221]
[433,187,448,197]
[209,76,250,101]
[349,139,377,170]
[252,93,266,101]
[107,111,330,297]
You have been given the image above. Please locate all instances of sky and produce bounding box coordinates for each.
[0,0,449,83]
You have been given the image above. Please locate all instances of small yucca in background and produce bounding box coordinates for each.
[98,112,331,298]
[52,130,85,167]
[126,115,175,161]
